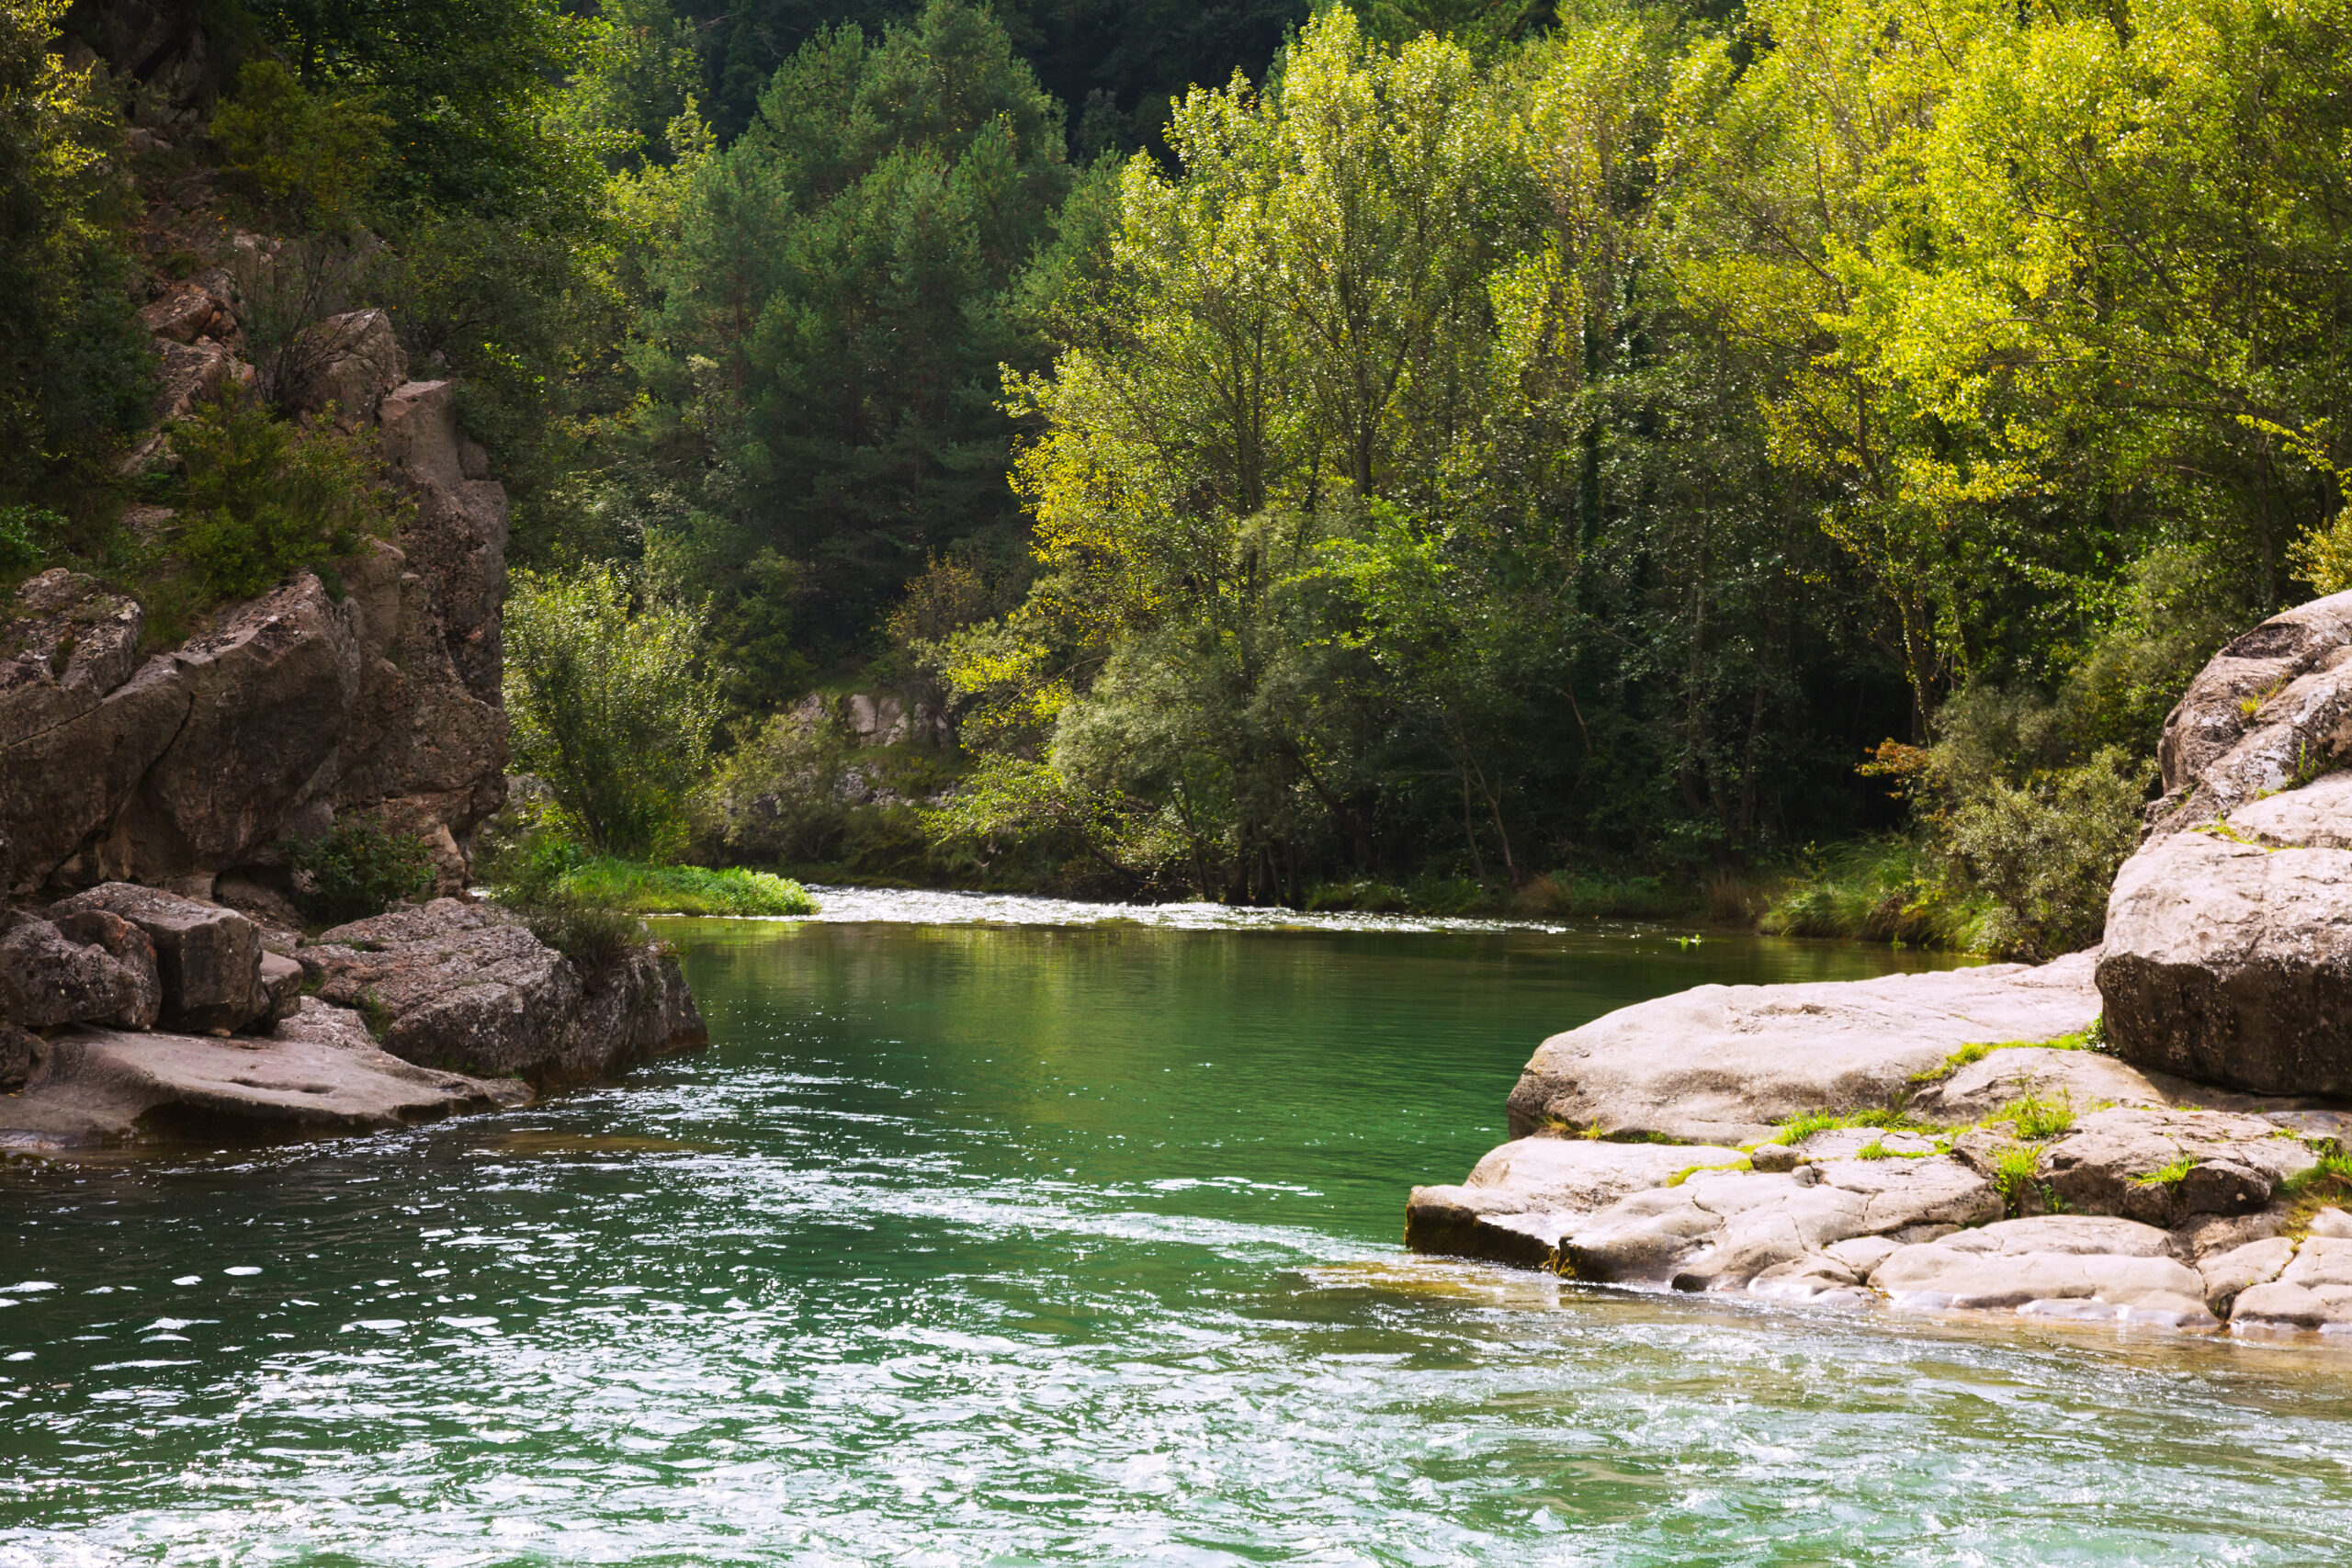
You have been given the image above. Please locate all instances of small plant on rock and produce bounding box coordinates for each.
[287,816,437,926]
[1986,1091,2075,1141]
[1991,1145,2044,1214]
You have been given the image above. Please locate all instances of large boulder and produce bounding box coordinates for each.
[2145,590,2352,836]
[1503,952,2101,1145]
[0,915,160,1030]
[48,883,268,1033]
[299,897,706,1084]
[282,309,408,429]
[2099,592,2352,1095]
[0,997,530,1145]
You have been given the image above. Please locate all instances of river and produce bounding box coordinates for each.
[6,893,2352,1564]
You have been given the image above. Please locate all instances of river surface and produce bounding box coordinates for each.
[6,895,2352,1564]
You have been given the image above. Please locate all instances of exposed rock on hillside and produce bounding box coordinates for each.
[2101,593,2352,1094]
[2,373,506,898]
[1502,953,2102,1145]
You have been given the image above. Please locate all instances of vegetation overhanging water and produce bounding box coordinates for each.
[6,898,2352,1564]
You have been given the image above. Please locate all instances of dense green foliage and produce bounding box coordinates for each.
[169,391,395,599]
[286,816,438,925]
[557,857,817,917]
[0,0,150,507]
[503,563,725,860]
[27,0,2352,947]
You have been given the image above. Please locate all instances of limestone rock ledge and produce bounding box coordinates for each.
[1,870,705,1147]
[1413,955,2352,1341]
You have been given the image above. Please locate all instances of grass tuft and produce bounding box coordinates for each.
[1991,1145,2043,1214]
[2134,1156,2197,1187]
[2276,1148,2352,1234]
[1767,1106,1951,1146]
[1984,1091,2076,1141]
[1666,1157,1752,1187]
[559,858,818,917]
[1907,1019,2107,1087]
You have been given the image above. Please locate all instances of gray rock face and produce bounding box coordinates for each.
[1405,1140,1745,1267]
[2098,810,2352,1095]
[1871,1218,2213,1326]
[0,997,530,1145]
[1567,1153,2001,1291]
[1,381,507,897]
[300,898,707,1085]
[51,884,267,1033]
[283,309,408,430]
[0,916,159,1030]
[2098,590,2352,1096]
[2230,1236,2352,1333]
[1504,953,2101,1145]
[2145,590,2352,835]
[2038,1107,2317,1224]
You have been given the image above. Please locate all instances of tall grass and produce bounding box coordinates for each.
[1756,837,1985,947]
[560,857,817,917]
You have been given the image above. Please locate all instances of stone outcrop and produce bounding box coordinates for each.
[0,998,530,1146]
[1,891,704,1145]
[1411,949,2352,1340]
[1503,952,2101,1145]
[50,883,268,1032]
[2,377,506,899]
[2099,593,2352,1095]
[298,898,707,1085]
[2143,590,2352,837]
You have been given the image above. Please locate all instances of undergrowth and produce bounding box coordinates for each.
[2277,1149,2352,1232]
[1984,1091,2077,1141]
[560,857,817,917]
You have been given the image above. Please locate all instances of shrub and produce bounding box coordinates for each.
[0,503,64,573]
[474,818,650,974]
[503,564,723,860]
[287,817,437,925]
[210,60,391,228]
[0,0,153,500]
[170,391,399,601]
[1939,744,2149,961]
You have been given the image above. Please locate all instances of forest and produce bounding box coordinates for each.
[10,0,2352,954]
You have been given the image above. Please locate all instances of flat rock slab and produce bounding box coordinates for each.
[2231,1237,2352,1333]
[1871,1217,2212,1325]
[0,998,528,1145]
[1505,953,2101,1145]
[2040,1107,2316,1225]
[1562,1154,2000,1290]
[1405,1139,1743,1267]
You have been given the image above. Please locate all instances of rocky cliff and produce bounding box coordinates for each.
[1411,598,2352,1344]
[0,270,707,1145]
[4,359,505,898]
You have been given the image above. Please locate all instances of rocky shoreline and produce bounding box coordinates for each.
[1,298,706,1150]
[0,855,705,1149]
[1410,590,2352,1345]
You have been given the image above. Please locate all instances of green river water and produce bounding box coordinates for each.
[6,891,2352,1564]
